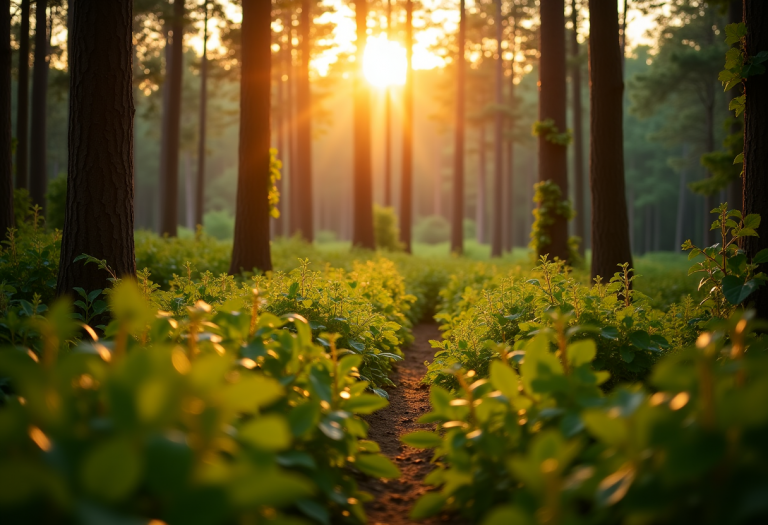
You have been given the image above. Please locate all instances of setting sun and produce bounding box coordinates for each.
[363,35,407,88]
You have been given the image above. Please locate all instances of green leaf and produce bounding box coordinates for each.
[567,340,596,367]
[355,454,400,479]
[239,415,292,451]
[754,249,768,265]
[343,394,388,414]
[619,347,635,363]
[722,275,762,305]
[481,505,533,525]
[222,375,284,413]
[230,469,314,507]
[401,431,443,449]
[743,214,761,230]
[81,438,143,502]
[600,326,619,340]
[410,493,447,520]
[628,331,651,351]
[734,152,744,164]
[582,410,627,446]
[489,360,519,398]
[596,464,636,507]
[725,22,747,46]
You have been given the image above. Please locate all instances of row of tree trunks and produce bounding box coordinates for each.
[450,0,466,255]
[0,0,12,235]
[29,0,49,211]
[399,0,414,253]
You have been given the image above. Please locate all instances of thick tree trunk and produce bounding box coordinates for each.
[538,0,569,261]
[476,122,486,244]
[384,0,392,208]
[727,0,743,214]
[157,28,171,232]
[450,0,466,254]
[229,0,272,274]
[57,0,135,297]
[490,0,503,258]
[588,0,633,280]
[29,0,48,211]
[743,0,768,318]
[0,0,11,235]
[295,0,313,241]
[399,0,414,252]
[352,0,375,249]
[159,0,184,237]
[15,0,30,190]
[195,1,209,228]
[570,0,585,255]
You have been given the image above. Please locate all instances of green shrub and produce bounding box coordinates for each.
[203,209,235,240]
[414,215,450,245]
[373,204,404,252]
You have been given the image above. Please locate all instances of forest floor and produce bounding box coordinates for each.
[360,323,466,525]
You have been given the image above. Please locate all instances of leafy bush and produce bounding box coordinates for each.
[203,209,235,240]
[414,215,450,245]
[529,180,580,264]
[373,204,404,252]
[404,312,768,525]
[0,282,400,524]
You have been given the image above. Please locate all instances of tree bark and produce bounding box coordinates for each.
[727,0,742,214]
[399,0,414,252]
[703,84,716,246]
[450,0,466,255]
[57,0,135,297]
[743,0,768,318]
[29,0,48,211]
[274,9,287,238]
[195,1,209,228]
[675,144,689,250]
[503,17,516,253]
[157,27,171,232]
[384,0,392,208]
[352,0,375,249]
[0,0,12,235]
[538,0,569,261]
[229,0,272,274]
[159,0,184,237]
[15,0,30,191]
[288,21,299,237]
[476,121,486,244]
[588,0,633,280]
[490,0,503,258]
[294,0,313,241]
[570,0,585,256]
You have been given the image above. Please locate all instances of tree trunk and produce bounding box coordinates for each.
[675,144,689,250]
[57,0,135,297]
[0,0,11,235]
[703,91,716,246]
[490,0,504,258]
[503,19,516,253]
[450,0,466,254]
[743,0,768,318]
[476,121,486,244]
[159,0,184,237]
[29,0,48,211]
[538,0,569,261]
[295,0,313,241]
[274,10,287,238]
[570,0,586,256]
[288,21,299,237]
[384,0,393,208]
[588,0,633,280]
[184,151,194,229]
[727,0,743,214]
[352,0,375,249]
[157,27,171,232]
[229,0,272,274]
[15,0,30,190]
[195,1,209,228]
[399,0,414,252]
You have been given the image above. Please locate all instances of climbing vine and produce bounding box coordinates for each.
[529,180,580,264]
[532,118,572,146]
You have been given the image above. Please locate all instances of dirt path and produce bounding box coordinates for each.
[360,322,466,525]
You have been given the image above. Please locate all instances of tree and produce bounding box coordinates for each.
[451,0,466,255]
[15,0,30,190]
[295,0,313,241]
[537,0,569,261]
[352,0,374,249]
[159,0,185,237]
[490,0,503,257]
[0,0,11,235]
[400,0,414,253]
[570,0,586,256]
[29,0,49,211]
[384,0,393,207]
[229,0,273,274]
[57,0,136,296]
[727,0,742,212]
[194,0,210,228]
[588,0,633,280]
[742,0,768,318]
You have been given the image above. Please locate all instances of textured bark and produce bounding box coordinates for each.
[229,0,272,274]
[727,0,742,214]
[57,0,135,297]
[0,0,12,234]
[743,0,768,318]
[399,0,414,252]
[288,22,299,237]
[570,0,585,255]
[159,0,184,237]
[352,0,374,249]
[384,0,393,208]
[538,0,569,261]
[490,0,503,258]
[503,18,516,253]
[588,0,633,280]
[450,0,466,254]
[157,27,171,231]
[476,122,486,243]
[195,1,209,228]
[15,0,29,190]
[29,0,48,211]
[703,92,716,246]
[295,0,313,241]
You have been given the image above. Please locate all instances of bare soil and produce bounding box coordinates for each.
[360,322,467,525]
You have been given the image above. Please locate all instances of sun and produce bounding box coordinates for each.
[363,35,407,88]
